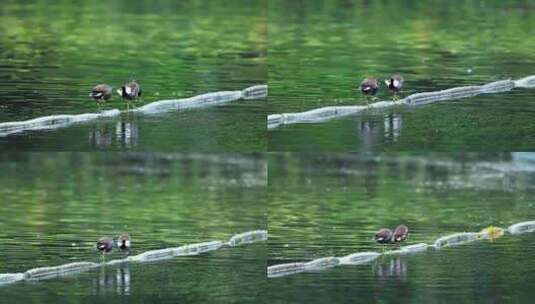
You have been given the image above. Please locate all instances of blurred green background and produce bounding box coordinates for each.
[0,0,267,151]
[268,152,535,303]
[0,153,266,302]
[268,0,535,151]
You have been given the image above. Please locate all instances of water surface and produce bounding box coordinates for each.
[268,153,535,303]
[268,1,535,151]
[0,0,267,151]
[0,153,266,302]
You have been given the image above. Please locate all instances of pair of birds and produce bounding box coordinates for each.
[360,74,404,102]
[90,81,142,103]
[96,234,131,254]
[375,224,409,245]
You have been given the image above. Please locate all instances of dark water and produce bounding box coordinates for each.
[0,153,266,302]
[268,0,535,151]
[268,153,535,303]
[0,0,266,151]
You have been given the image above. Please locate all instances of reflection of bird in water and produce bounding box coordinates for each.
[116,266,131,295]
[383,113,402,142]
[359,118,380,151]
[90,84,113,103]
[92,264,131,295]
[89,124,113,149]
[384,74,404,101]
[376,257,408,280]
[360,77,379,104]
[115,119,139,148]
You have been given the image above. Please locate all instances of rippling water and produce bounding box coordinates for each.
[0,153,266,302]
[268,153,535,303]
[0,0,266,151]
[268,1,535,151]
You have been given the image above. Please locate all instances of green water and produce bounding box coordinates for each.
[0,0,266,151]
[268,0,535,151]
[268,153,535,303]
[0,153,266,302]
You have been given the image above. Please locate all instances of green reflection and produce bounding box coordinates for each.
[0,0,267,151]
[268,0,535,151]
[0,153,266,301]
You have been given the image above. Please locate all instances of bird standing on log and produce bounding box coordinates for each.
[385,74,404,101]
[360,77,379,104]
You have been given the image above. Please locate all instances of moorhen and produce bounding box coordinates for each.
[392,224,409,243]
[375,228,393,244]
[90,84,113,102]
[96,237,113,253]
[384,74,404,101]
[117,233,131,251]
[360,77,379,104]
[117,80,142,101]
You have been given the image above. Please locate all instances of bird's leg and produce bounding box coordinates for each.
[392,93,399,102]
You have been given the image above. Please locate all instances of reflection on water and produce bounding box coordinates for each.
[92,265,131,296]
[0,0,267,151]
[375,257,407,282]
[359,113,402,150]
[89,115,140,149]
[0,153,266,302]
[268,153,535,303]
[268,0,535,151]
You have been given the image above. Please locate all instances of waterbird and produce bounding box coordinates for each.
[384,74,404,101]
[360,77,379,104]
[90,84,113,102]
[96,237,114,253]
[375,228,393,244]
[392,224,409,243]
[117,80,142,101]
[117,233,131,251]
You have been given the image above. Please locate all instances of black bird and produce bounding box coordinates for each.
[117,81,142,101]
[90,84,113,102]
[385,74,404,101]
[96,237,113,253]
[360,77,379,103]
[117,234,131,251]
[392,224,409,243]
[375,228,393,244]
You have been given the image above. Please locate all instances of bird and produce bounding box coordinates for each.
[384,74,404,101]
[96,237,114,253]
[117,234,131,251]
[392,224,409,243]
[375,228,393,244]
[117,80,142,101]
[360,77,379,104]
[90,84,113,102]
